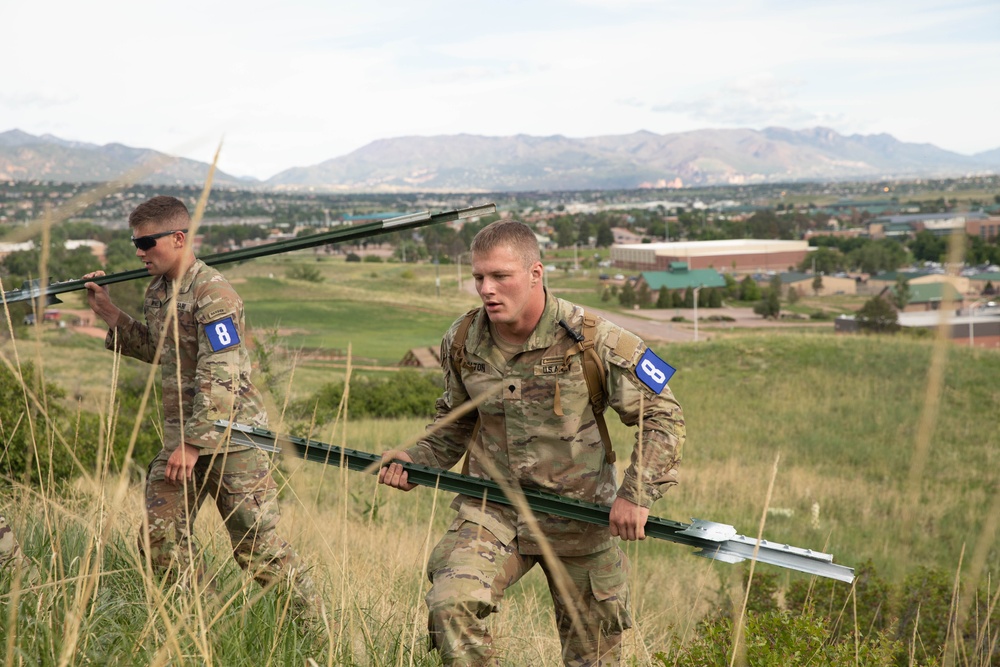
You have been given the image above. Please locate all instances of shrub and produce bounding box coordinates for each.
[0,362,161,485]
[786,560,892,642]
[286,264,324,283]
[345,253,361,262]
[362,255,383,263]
[289,370,443,425]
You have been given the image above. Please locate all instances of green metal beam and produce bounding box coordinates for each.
[216,420,855,583]
[1,204,496,305]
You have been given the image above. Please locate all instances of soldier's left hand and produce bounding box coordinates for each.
[609,497,649,541]
[165,444,200,484]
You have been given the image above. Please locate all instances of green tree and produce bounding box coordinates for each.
[655,286,670,308]
[909,230,947,264]
[722,273,739,299]
[635,282,651,308]
[618,281,636,308]
[848,239,909,274]
[554,220,575,249]
[798,246,844,275]
[891,276,911,310]
[739,276,762,301]
[753,274,782,319]
[811,273,824,296]
[856,296,899,333]
[595,223,615,248]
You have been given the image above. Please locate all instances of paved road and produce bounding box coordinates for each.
[572,305,829,344]
[466,281,829,344]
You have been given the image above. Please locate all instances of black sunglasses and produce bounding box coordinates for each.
[131,229,187,251]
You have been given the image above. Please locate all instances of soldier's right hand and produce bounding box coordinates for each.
[378,450,418,491]
[82,271,121,327]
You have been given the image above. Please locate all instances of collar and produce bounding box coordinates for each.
[467,291,577,358]
[150,258,203,299]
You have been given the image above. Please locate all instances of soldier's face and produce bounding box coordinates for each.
[132,223,184,278]
[472,245,543,327]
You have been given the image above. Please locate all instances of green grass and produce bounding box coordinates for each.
[3,256,1000,665]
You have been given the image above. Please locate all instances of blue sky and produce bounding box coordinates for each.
[2,0,998,180]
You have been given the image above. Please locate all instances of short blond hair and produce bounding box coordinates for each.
[470,220,540,268]
[128,195,190,230]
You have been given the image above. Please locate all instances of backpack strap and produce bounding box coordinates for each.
[451,308,480,475]
[451,307,479,372]
[560,311,615,464]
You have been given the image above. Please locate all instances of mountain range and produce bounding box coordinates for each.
[3,127,999,192]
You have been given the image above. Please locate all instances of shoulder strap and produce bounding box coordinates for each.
[451,307,479,370]
[451,308,480,475]
[560,311,614,464]
[580,311,615,464]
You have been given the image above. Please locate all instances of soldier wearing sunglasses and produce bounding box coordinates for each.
[83,196,320,617]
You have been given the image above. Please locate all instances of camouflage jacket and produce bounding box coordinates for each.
[405,293,685,557]
[106,259,267,453]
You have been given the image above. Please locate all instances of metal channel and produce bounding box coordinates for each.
[217,421,855,583]
[1,203,496,305]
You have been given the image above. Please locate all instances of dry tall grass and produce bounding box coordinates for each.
[2,179,998,666]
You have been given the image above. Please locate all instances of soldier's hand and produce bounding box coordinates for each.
[165,444,200,484]
[379,450,417,491]
[82,271,122,327]
[609,496,649,541]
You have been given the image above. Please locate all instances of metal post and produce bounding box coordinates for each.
[434,257,440,298]
[693,285,702,342]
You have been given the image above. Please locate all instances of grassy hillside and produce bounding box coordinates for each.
[1,255,998,665]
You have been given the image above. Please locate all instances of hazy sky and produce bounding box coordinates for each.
[3,0,998,180]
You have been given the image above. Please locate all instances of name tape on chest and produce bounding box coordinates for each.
[205,316,241,352]
[634,348,676,394]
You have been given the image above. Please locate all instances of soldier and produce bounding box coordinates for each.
[83,195,318,614]
[0,515,27,571]
[380,220,686,666]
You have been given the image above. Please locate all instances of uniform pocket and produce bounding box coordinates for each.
[587,548,633,632]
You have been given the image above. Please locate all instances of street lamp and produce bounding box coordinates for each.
[456,251,472,292]
[693,285,703,342]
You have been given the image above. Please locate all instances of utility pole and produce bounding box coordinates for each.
[434,256,441,297]
[693,285,702,342]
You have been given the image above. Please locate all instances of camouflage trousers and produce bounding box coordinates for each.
[142,447,319,614]
[426,520,633,667]
[0,514,27,570]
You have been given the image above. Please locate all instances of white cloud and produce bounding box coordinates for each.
[1,0,998,176]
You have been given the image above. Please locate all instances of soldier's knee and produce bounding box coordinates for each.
[426,567,498,623]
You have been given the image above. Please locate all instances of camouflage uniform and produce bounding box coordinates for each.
[0,515,26,570]
[405,293,686,666]
[107,259,317,609]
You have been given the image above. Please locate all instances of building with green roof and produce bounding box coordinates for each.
[888,282,964,312]
[638,263,726,291]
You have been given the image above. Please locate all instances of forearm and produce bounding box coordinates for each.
[616,427,683,507]
[93,303,124,329]
[405,419,476,470]
[105,313,158,362]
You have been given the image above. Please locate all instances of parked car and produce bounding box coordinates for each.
[22,309,60,325]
